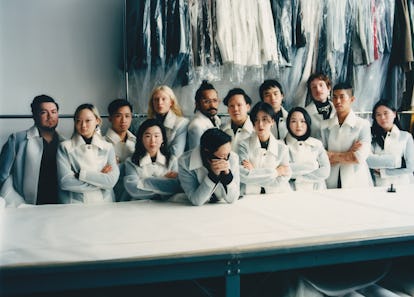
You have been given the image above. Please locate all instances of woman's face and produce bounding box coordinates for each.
[152,90,173,116]
[289,111,308,138]
[75,108,99,139]
[142,125,164,157]
[254,110,274,141]
[374,105,396,131]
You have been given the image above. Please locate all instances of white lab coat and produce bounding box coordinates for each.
[321,110,373,189]
[285,134,330,191]
[57,133,119,204]
[178,147,240,206]
[238,132,292,194]
[105,128,136,163]
[221,118,254,153]
[271,107,289,140]
[366,125,414,186]
[305,101,336,140]
[160,110,189,158]
[124,153,181,200]
[187,111,221,150]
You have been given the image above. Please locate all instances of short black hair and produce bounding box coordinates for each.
[333,82,353,92]
[195,80,217,103]
[200,128,231,153]
[259,79,284,100]
[287,106,312,140]
[31,94,59,115]
[107,99,133,116]
[223,88,252,106]
[249,101,276,124]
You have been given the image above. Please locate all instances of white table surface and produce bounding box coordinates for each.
[1,185,413,268]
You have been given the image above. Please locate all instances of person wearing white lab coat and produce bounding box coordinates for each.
[366,100,414,187]
[221,88,254,152]
[105,99,136,201]
[57,104,119,204]
[178,128,240,206]
[285,107,330,191]
[124,119,181,200]
[259,79,288,140]
[187,81,221,150]
[320,82,373,189]
[238,102,292,195]
[147,85,189,158]
[305,72,336,140]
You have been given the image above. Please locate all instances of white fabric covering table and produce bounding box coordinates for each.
[1,185,414,296]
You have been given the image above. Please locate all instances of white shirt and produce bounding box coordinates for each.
[221,118,254,152]
[160,110,189,158]
[187,111,221,150]
[321,110,373,189]
[271,107,289,140]
[285,133,330,191]
[305,100,336,140]
[105,128,136,163]
[238,132,292,194]
[366,125,414,186]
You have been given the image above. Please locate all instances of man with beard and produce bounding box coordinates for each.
[186,80,222,150]
[0,95,64,207]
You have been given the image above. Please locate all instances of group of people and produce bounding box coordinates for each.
[0,74,413,208]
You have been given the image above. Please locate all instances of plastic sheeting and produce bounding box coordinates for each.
[126,0,409,116]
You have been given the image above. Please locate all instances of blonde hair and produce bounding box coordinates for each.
[148,85,183,118]
[73,103,102,136]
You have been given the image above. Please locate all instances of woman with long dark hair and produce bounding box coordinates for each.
[124,119,181,200]
[367,100,414,186]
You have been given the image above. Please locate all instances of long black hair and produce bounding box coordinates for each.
[371,100,402,149]
[131,119,171,166]
[286,106,312,141]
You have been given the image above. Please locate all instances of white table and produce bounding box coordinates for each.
[1,185,414,296]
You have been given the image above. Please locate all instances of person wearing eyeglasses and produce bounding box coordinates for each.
[178,128,240,206]
[238,102,292,195]
[187,80,222,150]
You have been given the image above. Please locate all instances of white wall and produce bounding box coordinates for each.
[0,0,125,145]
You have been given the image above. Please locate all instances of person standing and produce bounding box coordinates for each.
[305,72,336,140]
[321,82,373,189]
[221,88,254,152]
[367,100,414,186]
[0,95,64,207]
[147,85,189,158]
[187,80,222,150]
[57,104,119,204]
[105,99,136,201]
[258,79,288,140]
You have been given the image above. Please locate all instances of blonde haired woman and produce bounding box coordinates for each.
[57,103,119,204]
[147,85,189,158]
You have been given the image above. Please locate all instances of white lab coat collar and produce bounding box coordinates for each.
[71,133,107,150]
[335,110,358,128]
[285,133,320,147]
[194,110,221,128]
[388,124,401,138]
[105,127,136,144]
[249,132,280,156]
[222,117,254,134]
[139,152,167,167]
[189,147,204,171]
[163,110,178,129]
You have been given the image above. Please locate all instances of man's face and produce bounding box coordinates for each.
[197,89,220,118]
[227,95,250,126]
[34,102,59,131]
[262,87,283,112]
[309,78,331,103]
[332,89,354,115]
[109,105,132,135]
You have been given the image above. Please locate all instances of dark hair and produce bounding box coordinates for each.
[287,106,312,141]
[259,79,284,100]
[371,100,402,149]
[31,94,59,115]
[307,73,332,92]
[333,82,353,93]
[223,88,252,106]
[200,128,232,153]
[131,119,171,166]
[249,101,276,124]
[107,99,133,116]
[195,80,216,103]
